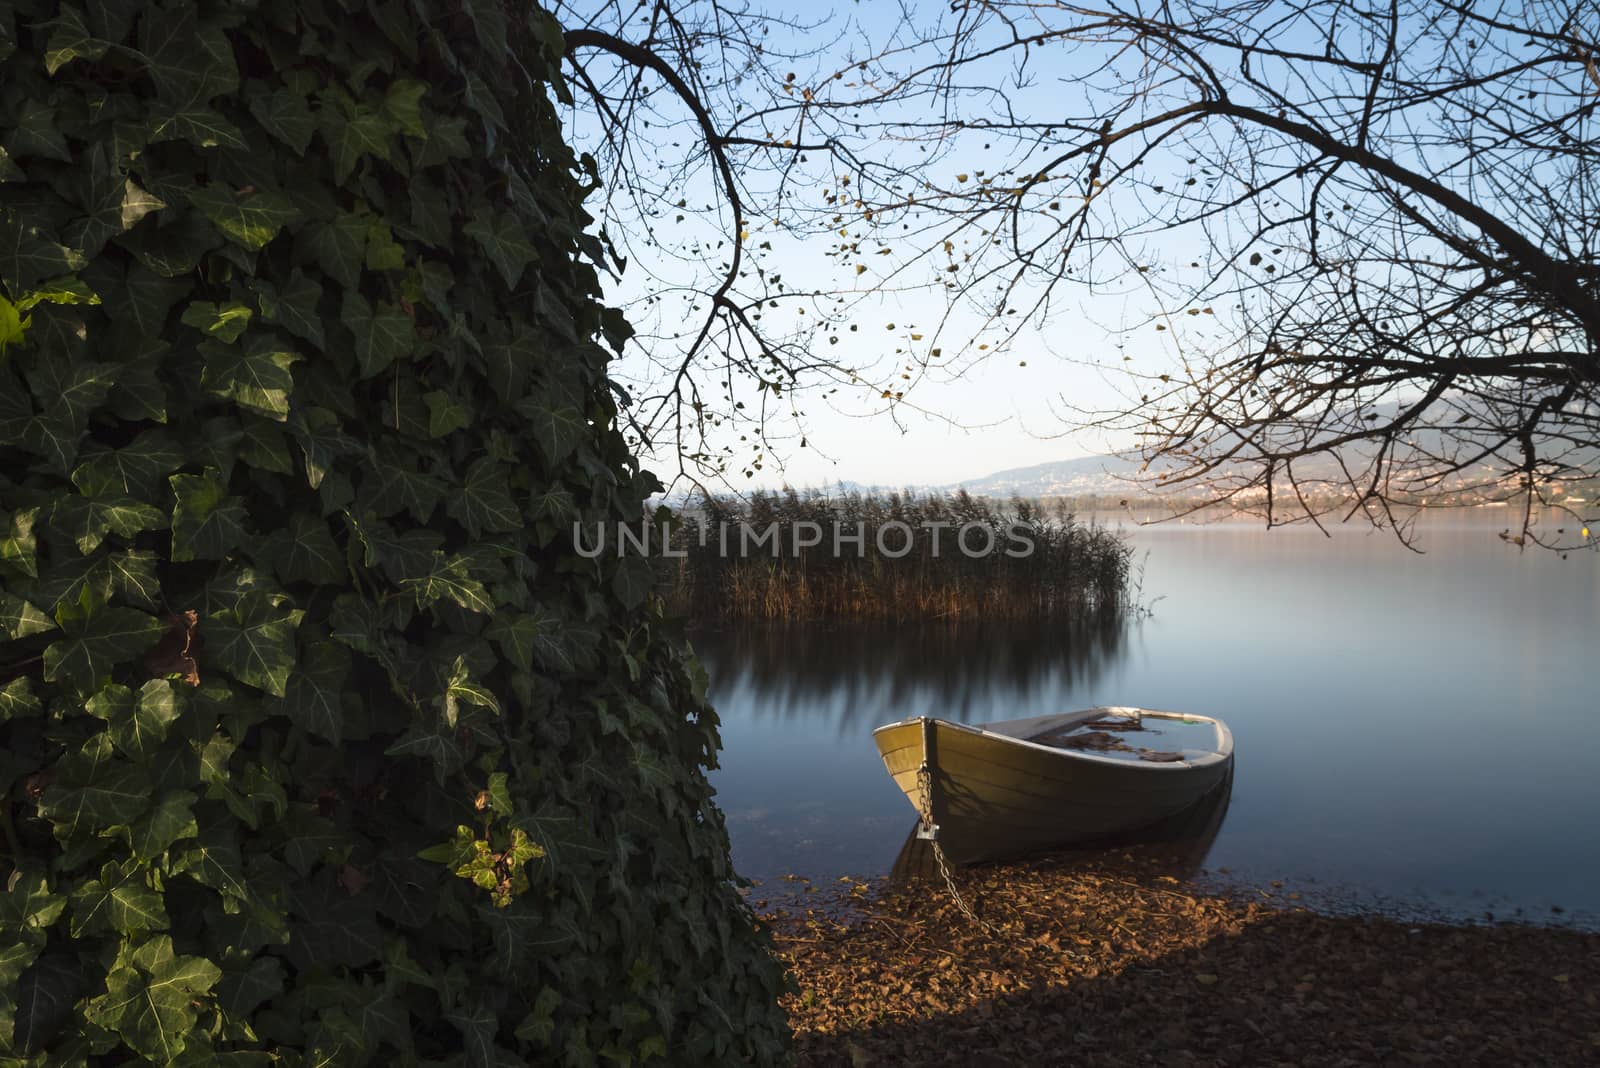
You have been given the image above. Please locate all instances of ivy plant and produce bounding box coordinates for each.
[0,0,791,1063]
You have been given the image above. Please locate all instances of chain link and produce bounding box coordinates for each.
[915,760,995,933]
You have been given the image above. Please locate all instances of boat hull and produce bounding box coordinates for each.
[873,711,1234,865]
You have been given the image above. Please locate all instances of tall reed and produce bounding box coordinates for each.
[657,489,1133,623]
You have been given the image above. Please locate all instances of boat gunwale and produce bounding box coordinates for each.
[872,706,1235,773]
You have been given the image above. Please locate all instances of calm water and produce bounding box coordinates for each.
[695,512,1600,924]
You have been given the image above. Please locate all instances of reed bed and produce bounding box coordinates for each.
[658,489,1133,623]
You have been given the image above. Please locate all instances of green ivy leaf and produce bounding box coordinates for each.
[200,336,299,420]
[486,606,571,674]
[0,208,88,290]
[169,470,248,561]
[250,268,325,350]
[246,85,317,155]
[0,676,43,720]
[300,212,367,289]
[215,957,284,1021]
[126,791,199,860]
[43,4,110,73]
[71,431,185,500]
[264,512,345,585]
[180,300,254,342]
[42,589,164,688]
[146,105,248,150]
[400,554,493,614]
[342,290,414,378]
[611,556,655,610]
[207,591,303,697]
[276,638,349,742]
[69,860,168,936]
[463,209,534,289]
[6,98,72,162]
[187,186,301,251]
[38,734,152,840]
[70,170,167,257]
[91,679,183,761]
[517,402,587,465]
[323,102,392,184]
[96,941,220,1061]
[50,491,167,554]
[447,458,521,537]
[0,506,40,579]
[138,4,239,104]
[384,79,428,137]
[441,655,499,725]
[0,593,56,640]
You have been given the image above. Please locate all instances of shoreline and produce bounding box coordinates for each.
[758,857,1600,1066]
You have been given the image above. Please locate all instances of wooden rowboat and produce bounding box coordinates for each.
[873,707,1234,866]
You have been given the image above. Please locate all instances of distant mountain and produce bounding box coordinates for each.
[944,454,1145,497]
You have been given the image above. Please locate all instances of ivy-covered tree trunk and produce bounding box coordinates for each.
[0,1,790,1063]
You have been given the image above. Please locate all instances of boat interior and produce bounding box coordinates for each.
[982,707,1224,764]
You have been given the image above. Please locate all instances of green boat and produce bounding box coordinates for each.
[873,707,1235,865]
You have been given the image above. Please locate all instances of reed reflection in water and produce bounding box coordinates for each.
[692,618,1126,734]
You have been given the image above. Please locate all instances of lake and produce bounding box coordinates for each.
[693,510,1600,925]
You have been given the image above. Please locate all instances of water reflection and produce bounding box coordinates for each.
[692,617,1127,731]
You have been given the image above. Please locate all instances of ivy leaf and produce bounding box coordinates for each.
[246,85,317,155]
[169,470,248,561]
[486,606,570,674]
[6,99,72,162]
[264,512,345,585]
[0,676,43,720]
[137,4,238,104]
[300,212,367,289]
[200,336,299,420]
[611,556,655,610]
[323,102,392,184]
[447,458,521,537]
[216,957,283,1020]
[207,591,303,697]
[342,290,414,378]
[276,638,349,742]
[116,208,223,277]
[97,945,220,1061]
[42,589,164,688]
[383,79,428,137]
[38,734,152,840]
[187,186,301,251]
[146,105,248,150]
[69,860,168,936]
[70,171,166,256]
[12,952,81,1055]
[1,593,56,640]
[180,300,253,342]
[50,491,167,554]
[358,460,443,523]
[527,484,576,525]
[71,431,185,500]
[0,506,40,579]
[250,268,325,349]
[441,655,499,727]
[126,791,199,860]
[43,4,109,73]
[464,209,534,288]
[0,208,88,290]
[97,679,183,761]
[400,554,493,614]
[516,402,586,465]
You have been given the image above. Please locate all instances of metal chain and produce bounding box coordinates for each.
[915,761,996,933]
